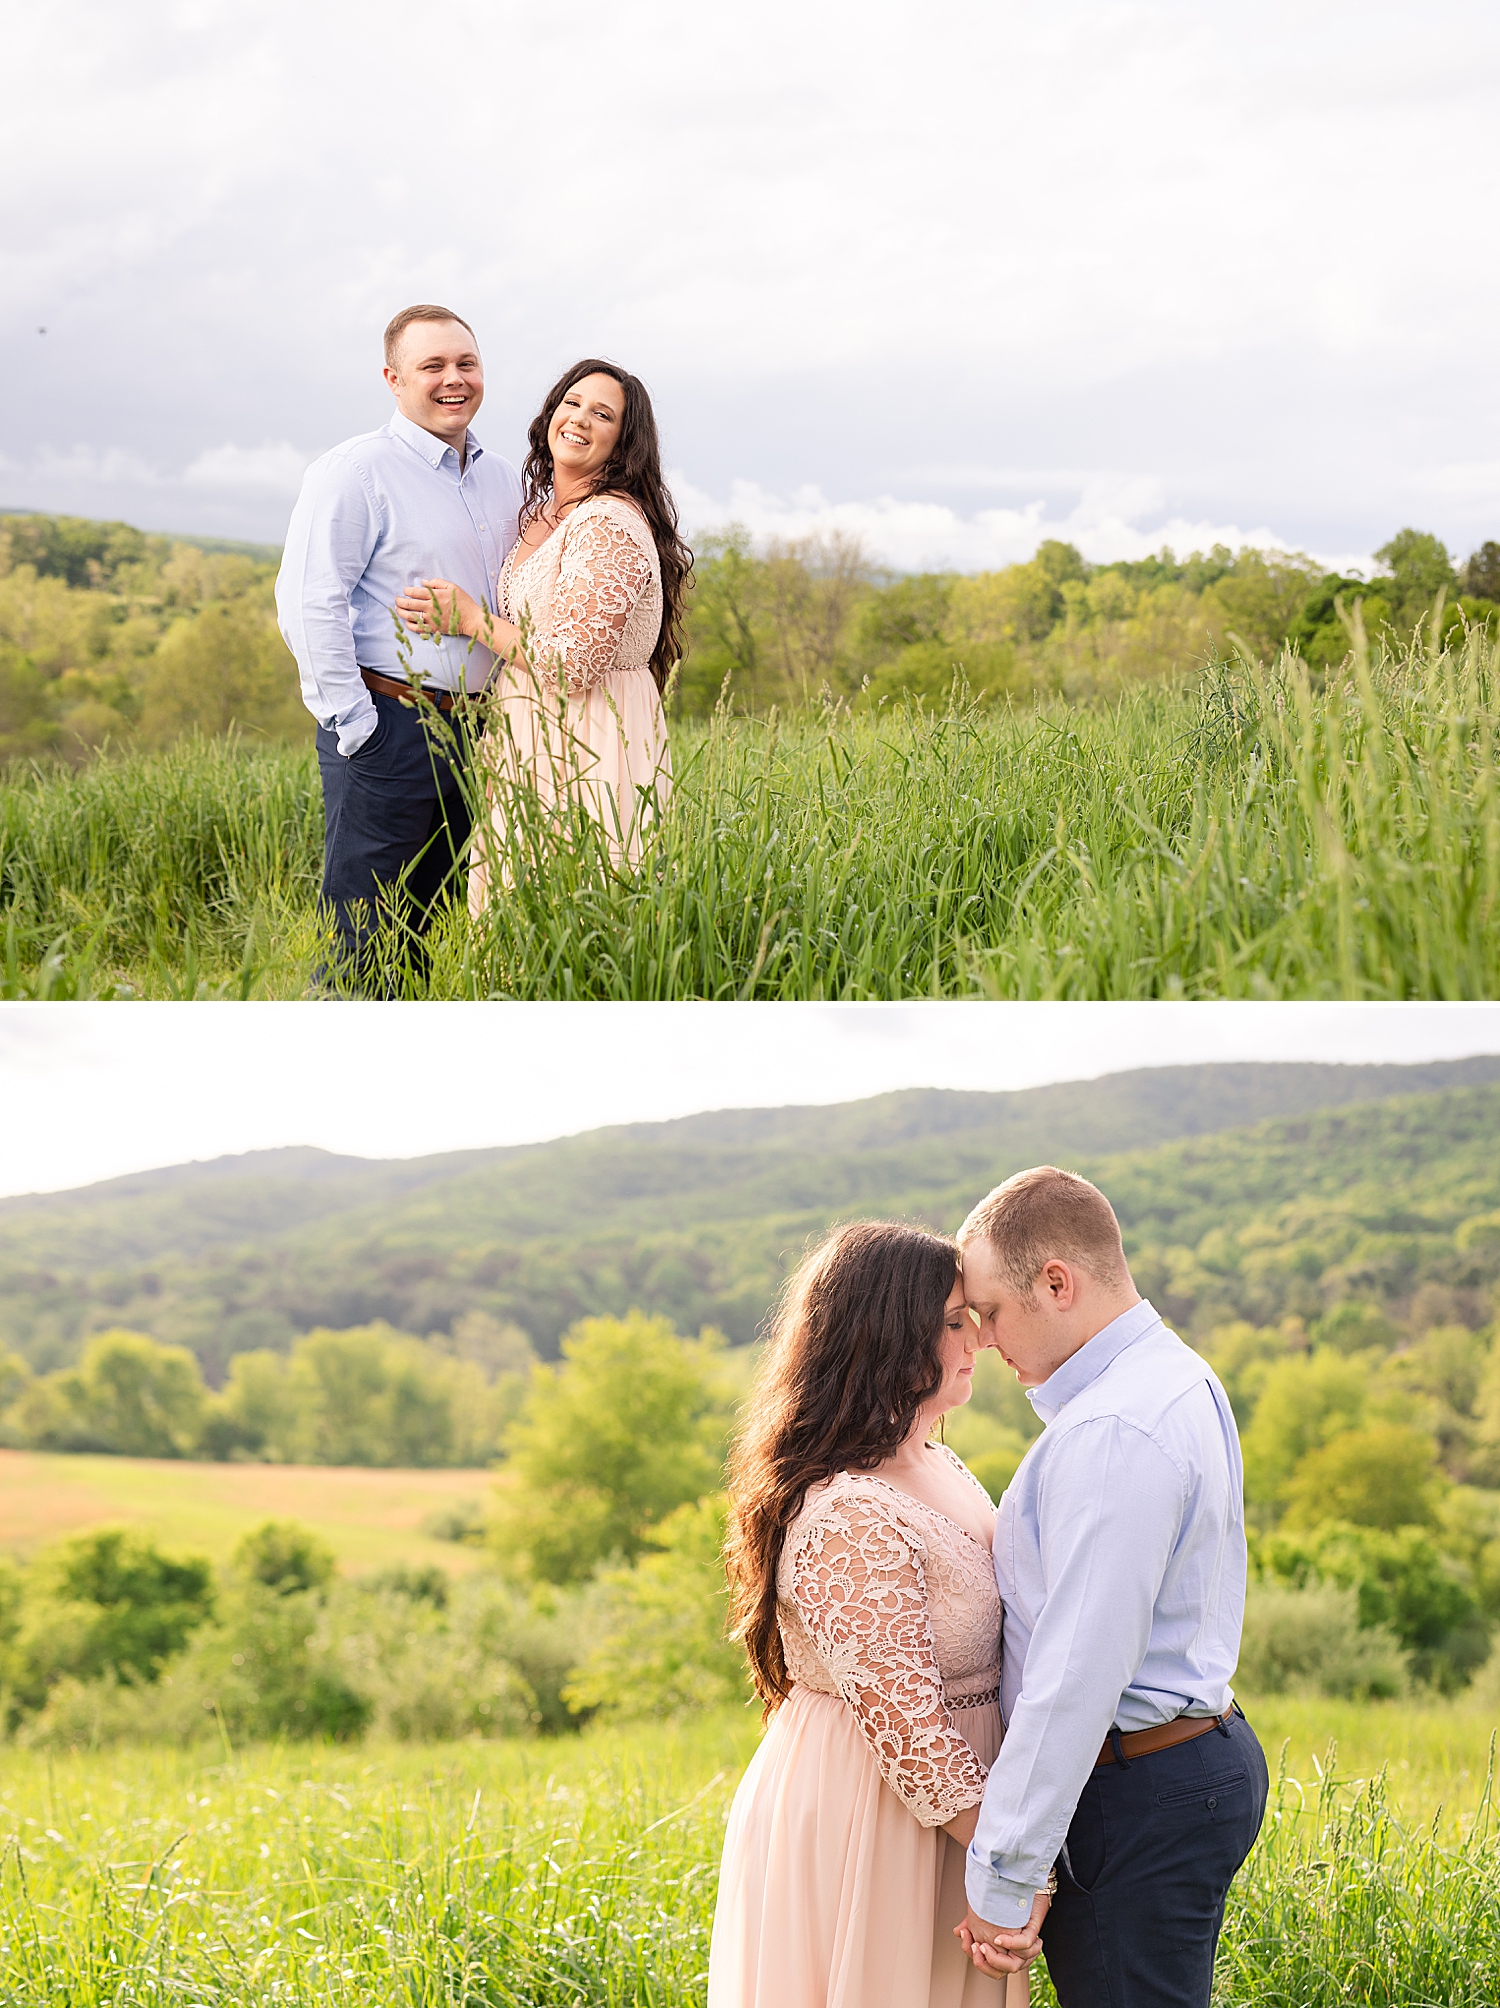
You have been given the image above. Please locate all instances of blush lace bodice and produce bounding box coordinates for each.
[777,1448,1003,1827]
[502,494,663,694]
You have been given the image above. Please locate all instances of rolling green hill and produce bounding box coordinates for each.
[3,1057,1499,1378]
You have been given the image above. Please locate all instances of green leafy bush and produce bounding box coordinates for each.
[1255,1520,1488,1690]
[1235,1581,1407,1698]
[7,1530,214,1716]
[563,1496,751,1722]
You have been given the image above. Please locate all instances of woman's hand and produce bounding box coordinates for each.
[955,1889,1050,1975]
[395,578,482,641]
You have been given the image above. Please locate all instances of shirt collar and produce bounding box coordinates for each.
[387,408,484,471]
[1027,1298,1164,1424]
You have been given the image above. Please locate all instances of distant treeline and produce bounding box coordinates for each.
[3,507,1497,762]
[0,1317,536,1468]
[677,527,1500,715]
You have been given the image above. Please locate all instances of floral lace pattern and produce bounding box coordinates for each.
[504,495,663,694]
[778,1451,1003,1828]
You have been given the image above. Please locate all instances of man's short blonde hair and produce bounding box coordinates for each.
[383,304,476,371]
[958,1165,1128,1299]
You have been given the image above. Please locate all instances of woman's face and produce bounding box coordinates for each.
[930,1275,979,1416]
[549,373,624,482]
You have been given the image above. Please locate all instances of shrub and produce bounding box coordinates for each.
[10,1530,215,1715]
[232,1519,336,1595]
[563,1495,752,1722]
[1254,1520,1487,1690]
[1235,1581,1407,1698]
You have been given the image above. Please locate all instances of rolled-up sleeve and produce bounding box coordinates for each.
[966,1419,1185,1925]
[276,453,383,755]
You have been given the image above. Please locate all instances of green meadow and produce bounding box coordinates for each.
[4,1703,1499,2008]
[3,631,1498,1000]
[0,1449,492,1575]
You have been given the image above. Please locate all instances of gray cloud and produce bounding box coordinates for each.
[4,0,1497,566]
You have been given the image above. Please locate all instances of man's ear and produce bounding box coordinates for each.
[1041,1260,1076,1308]
[382,366,400,395]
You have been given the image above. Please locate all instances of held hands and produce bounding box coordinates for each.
[394,579,481,641]
[954,1889,1050,1976]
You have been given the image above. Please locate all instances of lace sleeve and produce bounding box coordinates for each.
[786,1490,989,1826]
[537,508,655,693]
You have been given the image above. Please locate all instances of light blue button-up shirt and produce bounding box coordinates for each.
[276,409,523,755]
[966,1299,1246,1927]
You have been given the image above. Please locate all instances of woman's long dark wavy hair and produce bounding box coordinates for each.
[520,357,692,693]
[724,1220,960,1713]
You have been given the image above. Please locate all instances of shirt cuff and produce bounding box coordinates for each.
[964,1852,1038,1929]
[335,699,380,757]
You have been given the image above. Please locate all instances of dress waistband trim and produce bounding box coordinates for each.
[945,1683,1000,1710]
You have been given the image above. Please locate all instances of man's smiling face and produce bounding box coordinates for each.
[383,319,484,446]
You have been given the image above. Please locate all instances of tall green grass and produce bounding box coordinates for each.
[3,1710,1499,2007]
[3,626,1496,998]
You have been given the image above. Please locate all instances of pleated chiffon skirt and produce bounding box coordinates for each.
[708,1686,1025,2008]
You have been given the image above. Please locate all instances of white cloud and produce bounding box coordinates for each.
[674,473,1373,575]
[28,444,167,490]
[182,442,312,493]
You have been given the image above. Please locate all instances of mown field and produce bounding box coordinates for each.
[2,635,1496,1000]
[0,1449,493,1575]
[3,1701,1499,2008]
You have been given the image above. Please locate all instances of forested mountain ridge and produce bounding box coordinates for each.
[3,1059,1499,1377]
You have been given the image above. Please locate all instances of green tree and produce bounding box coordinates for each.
[1199,1321,1303,1427]
[492,1313,730,1584]
[1461,541,1500,603]
[11,1331,207,1456]
[1284,1423,1442,1531]
[1284,575,1393,669]
[1464,1342,1500,1486]
[1373,528,1457,636]
[1309,1301,1399,1355]
[1240,1351,1369,1513]
[852,573,954,669]
[137,599,303,744]
[74,1330,207,1455]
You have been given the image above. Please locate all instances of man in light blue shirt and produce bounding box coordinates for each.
[955,1166,1268,2007]
[276,304,522,989]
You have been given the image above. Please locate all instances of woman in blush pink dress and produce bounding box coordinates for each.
[396,358,689,892]
[712,1221,1043,2008]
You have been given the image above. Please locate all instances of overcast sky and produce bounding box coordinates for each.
[3,1001,1499,1199]
[4,0,1497,572]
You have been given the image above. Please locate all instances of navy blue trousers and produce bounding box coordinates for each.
[1041,1709,1268,2008]
[315,689,473,993]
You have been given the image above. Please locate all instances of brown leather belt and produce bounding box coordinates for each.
[361,668,456,713]
[1096,1707,1234,1767]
